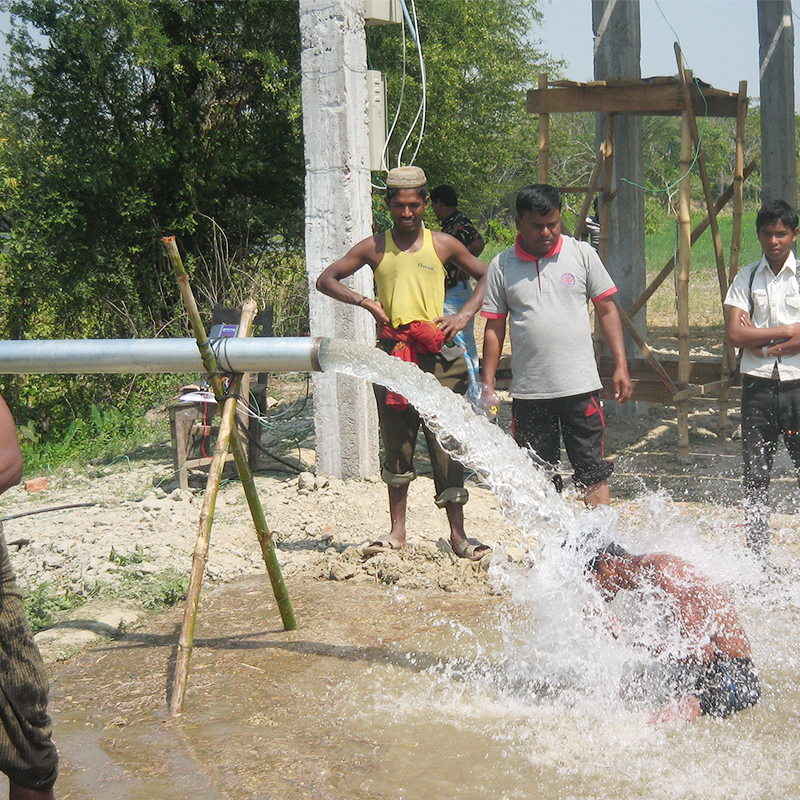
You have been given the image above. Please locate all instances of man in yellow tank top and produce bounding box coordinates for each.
[317,166,490,560]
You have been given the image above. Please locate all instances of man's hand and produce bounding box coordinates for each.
[361,297,390,327]
[434,310,470,342]
[612,365,632,404]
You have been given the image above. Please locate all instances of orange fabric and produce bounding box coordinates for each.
[379,320,446,410]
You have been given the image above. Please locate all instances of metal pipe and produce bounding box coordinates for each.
[0,337,326,375]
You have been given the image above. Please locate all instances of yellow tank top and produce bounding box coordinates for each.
[374,228,446,328]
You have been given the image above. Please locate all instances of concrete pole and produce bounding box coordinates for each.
[757,0,796,205]
[300,0,380,479]
[592,0,646,349]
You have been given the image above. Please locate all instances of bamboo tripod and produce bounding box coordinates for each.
[162,236,296,717]
[528,47,749,459]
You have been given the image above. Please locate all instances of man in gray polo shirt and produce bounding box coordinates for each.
[480,184,631,507]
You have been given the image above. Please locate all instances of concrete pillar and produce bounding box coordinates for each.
[592,0,646,348]
[758,0,796,205]
[300,0,380,479]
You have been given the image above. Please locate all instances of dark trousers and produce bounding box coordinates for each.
[741,375,800,555]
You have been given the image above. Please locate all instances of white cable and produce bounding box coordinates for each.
[397,0,426,167]
[378,10,407,176]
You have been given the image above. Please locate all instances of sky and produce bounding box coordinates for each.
[535,0,798,109]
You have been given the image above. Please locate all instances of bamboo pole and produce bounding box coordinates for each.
[574,115,614,241]
[538,73,549,183]
[597,114,615,265]
[616,301,679,396]
[170,303,255,717]
[674,45,729,305]
[163,236,297,713]
[718,80,749,439]
[627,160,757,321]
[676,112,693,459]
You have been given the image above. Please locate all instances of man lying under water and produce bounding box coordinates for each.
[585,543,760,723]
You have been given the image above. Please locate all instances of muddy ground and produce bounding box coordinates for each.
[2,388,800,798]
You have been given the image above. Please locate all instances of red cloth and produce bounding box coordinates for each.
[379,320,446,410]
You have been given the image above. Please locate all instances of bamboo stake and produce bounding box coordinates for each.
[674,45,729,305]
[677,112,693,459]
[538,73,549,183]
[627,160,757,321]
[718,80,748,439]
[170,303,255,717]
[574,116,613,241]
[163,237,297,712]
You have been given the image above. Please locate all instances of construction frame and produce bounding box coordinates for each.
[526,46,750,459]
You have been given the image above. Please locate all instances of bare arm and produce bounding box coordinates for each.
[481,317,506,388]
[468,233,485,258]
[0,394,22,496]
[315,237,390,327]
[725,305,800,356]
[432,232,487,341]
[593,296,632,403]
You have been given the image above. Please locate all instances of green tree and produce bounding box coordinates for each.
[0,0,303,343]
[367,0,560,223]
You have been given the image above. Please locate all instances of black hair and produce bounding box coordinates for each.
[386,184,429,204]
[516,184,562,216]
[585,541,628,574]
[756,199,799,232]
[430,184,458,206]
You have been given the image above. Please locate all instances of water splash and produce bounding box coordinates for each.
[318,338,575,540]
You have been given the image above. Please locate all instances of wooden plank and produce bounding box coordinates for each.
[526,83,740,117]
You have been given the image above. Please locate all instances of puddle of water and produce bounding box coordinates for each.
[46,567,800,800]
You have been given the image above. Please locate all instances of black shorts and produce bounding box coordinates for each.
[511,392,613,488]
[622,657,760,718]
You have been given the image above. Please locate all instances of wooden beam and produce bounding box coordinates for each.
[527,82,740,117]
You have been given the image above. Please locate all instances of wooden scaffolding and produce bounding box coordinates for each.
[527,47,750,459]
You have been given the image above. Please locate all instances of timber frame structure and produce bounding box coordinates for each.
[525,46,749,459]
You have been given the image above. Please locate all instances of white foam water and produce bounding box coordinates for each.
[318,338,800,800]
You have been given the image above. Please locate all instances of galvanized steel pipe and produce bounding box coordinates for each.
[0,337,326,375]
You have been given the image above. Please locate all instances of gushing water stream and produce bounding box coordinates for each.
[315,338,800,800]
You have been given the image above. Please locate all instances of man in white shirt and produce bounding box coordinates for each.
[724,200,800,559]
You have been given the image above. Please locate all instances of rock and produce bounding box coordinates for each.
[42,553,65,570]
[297,472,316,492]
[25,477,50,493]
[328,559,358,581]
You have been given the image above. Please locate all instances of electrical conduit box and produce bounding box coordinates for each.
[366,69,387,172]
[364,0,402,25]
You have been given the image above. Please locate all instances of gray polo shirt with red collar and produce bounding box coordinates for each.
[481,234,617,399]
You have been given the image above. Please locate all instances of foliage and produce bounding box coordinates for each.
[23,581,87,633]
[22,566,189,634]
[0,0,304,337]
[17,394,170,477]
[109,567,188,610]
[367,0,560,222]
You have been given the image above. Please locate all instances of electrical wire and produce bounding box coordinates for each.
[374,9,407,186]
[396,0,427,167]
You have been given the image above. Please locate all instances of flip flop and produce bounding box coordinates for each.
[363,533,407,556]
[451,537,492,561]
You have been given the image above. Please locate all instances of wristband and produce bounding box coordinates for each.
[357,296,367,306]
